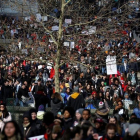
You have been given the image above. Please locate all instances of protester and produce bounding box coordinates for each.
[0,120,24,140]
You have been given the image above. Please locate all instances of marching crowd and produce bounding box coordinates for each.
[0,5,140,140]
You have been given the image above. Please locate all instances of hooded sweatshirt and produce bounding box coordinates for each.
[67,92,85,111]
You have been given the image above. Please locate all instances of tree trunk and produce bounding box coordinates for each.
[54,49,60,93]
[54,0,65,93]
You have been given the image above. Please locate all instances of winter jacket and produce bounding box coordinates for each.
[67,92,85,111]
[100,135,123,140]
[63,118,74,130]
[21,124,37,139]
[51,98,63,116]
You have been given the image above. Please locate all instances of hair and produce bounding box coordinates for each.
[105,123,117,134]
[51,92,63,101]
[70,126,82,139]
[1,120,24,140]
[43,111,54,126]
[82,121,92,139]
[0,105,9,119]
[83,109,91,116]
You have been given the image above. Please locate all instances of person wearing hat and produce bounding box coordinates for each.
[67,86,85,111]
[123,92,133,110]
[74,108,84,126]
[124,123,140,140]
[94,118,106,137]
[95,100,110,123]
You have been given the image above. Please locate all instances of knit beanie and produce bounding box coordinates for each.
[76,108,84,115]
[124,93,129,97]
[99,101,104,109]
[128,123,140,136]
[38,105,45,111]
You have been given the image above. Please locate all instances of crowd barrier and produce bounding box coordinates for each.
[7,106,134,124]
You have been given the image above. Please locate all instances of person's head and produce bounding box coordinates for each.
[105,124,117,139]
[2,121,23,140]
[0,103,6,112]
[71,126,83,140]
[75,108,84,121]
[82,121,93,139]
[63,107,75,119]
[108,116,117,124]
[4,80,9,86]
[38,79,41,85]
[21,84,25,89]
[23,112,31,125]
[95,118,104,129]
[117,100,123,108]
[29,108,37,121]
[43,111,54,129]
[51,125,62,140]
[21,71,25,76]
[51,92,63,101]
[82,109,91,121]
[124,93,129,99]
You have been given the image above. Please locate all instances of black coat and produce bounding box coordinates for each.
[21,124,38,139]
[17,87,29,99]
[63,118,74,130]
[1,85,13,102]
[51,98,63,116]
[67,92,85,111]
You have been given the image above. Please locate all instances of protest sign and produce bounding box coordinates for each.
[36,13,42,22]
[42,16,48,21]
[70,42,75,49]
[52,26,59,31]
[29,135,44,140]
[64,42,69,46]
[65,19,72,24]
[106,56,117,75]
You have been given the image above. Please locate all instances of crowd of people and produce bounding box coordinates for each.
[0,1,140,139]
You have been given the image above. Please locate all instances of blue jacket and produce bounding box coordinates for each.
[133,108,140,118]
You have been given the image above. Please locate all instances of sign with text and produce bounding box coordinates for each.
[106,56,117,75]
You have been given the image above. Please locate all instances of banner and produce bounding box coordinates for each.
[29,135,44,140]
[106,56,117,75]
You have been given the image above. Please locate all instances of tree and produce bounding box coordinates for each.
[1,0,139,92]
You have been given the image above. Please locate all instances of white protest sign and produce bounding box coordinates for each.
[18,42,22,49]
[36,13,42,22]
[42,16,48,21]
[52,26,59,31]
[106,56,117,75]
[65,19,72,24]
[25,16,31,21]
[64,42,69,46]
[70,42,75,49]
[29,135,44,140]
[38,65,42,70]
[88,26,96,34]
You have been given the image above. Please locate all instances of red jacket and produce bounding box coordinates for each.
[100,135,123,140]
